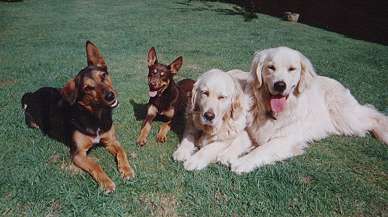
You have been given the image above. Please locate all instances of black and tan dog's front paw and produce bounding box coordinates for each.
[119,165,135,180]
[136,136,147,146]
[156,133,167,143]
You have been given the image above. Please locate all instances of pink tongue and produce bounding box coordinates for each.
[149,91,157,97]
[270,97,287,113]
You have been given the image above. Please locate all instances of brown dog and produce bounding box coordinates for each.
[21,41,134,193]
[136,47,195,146]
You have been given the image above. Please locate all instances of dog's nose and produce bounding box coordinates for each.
[203,111,215,121]
[274,81,286,93]
[105,91,115,102]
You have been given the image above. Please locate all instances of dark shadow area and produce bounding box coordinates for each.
[130,99,186,140]
[0,0,23,2]
[186,0,388,45]
[176,1,257,21]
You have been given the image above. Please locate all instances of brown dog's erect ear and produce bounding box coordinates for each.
[147,47,158,66]
[169,56,183,74]
[62,78,79,105]
[250,49,268,88]
[86,41,107,70]
[296,52,317,94]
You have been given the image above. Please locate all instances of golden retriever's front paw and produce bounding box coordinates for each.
[173,148,191,162]
[230,159,255,175]
[217,154,236,166]
[183,157,208,171]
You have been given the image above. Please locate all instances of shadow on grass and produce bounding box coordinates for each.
[130,99,185,141]
[176,1,257,22]
[179,0,388,45]
[0,0,23,2]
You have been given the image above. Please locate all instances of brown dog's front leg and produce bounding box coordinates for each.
[101,127,135,180]
[157,108,174,143]
[136,104,158,146]
[72,131,116,193]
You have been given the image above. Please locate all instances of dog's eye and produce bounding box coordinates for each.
[288,67,296,71]
[268,65,276,70]
[84,86,95,91]
[160,72,165,76]
[218,96,226,100]
[201,90,209,96]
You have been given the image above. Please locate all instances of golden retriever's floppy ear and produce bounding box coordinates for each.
[230,79,244,119]
[86,41,107,70]
[190,81,199,112]
[169,56,183,75]
[61,77,79,105]
[250,50,268,88]
[296,52,317,94]
[147,47,158,66]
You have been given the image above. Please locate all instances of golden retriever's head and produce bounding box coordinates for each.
[191,69,243,132]
[250,47,316,114]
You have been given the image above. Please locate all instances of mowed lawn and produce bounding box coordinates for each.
[1,0,388,216]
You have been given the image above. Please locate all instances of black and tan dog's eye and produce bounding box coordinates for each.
[84,86,95,91]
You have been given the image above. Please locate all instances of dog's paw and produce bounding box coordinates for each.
[101,180,116,194]
[217,154,236,167]
[136,136,147,146]
[172,148,191,162]
[156,134,167,143]
[183,156,209,171]
[230,158,256,175]
[119,165,135,180]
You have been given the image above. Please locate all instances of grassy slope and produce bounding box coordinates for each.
[0,0,387,216]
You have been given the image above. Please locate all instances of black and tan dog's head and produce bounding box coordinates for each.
[146,47,183,98]
[62,41,118,111]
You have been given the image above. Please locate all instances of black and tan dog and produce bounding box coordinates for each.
[136,47,195,146]
[21,41,134,193]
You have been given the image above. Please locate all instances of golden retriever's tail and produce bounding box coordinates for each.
[371,110,388,144]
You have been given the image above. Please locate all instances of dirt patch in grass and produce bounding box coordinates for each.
[0,79,17,88]
[139,193,178,217]
[45,200,61,217]
[47,153,82,176]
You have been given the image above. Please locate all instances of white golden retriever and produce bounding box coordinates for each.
[172,69,250,170]
[228,47,388,174]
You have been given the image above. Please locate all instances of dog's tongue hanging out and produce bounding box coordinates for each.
[270,95,287,113]
[149,91,157,97]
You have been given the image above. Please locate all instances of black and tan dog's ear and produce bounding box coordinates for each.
[86,41,107,70]
[296,52,317,94]
[169,56,183,74]
[147,47,158,66]
[62,79,78,105]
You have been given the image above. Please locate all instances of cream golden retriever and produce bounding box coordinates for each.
[227,47,388,174]
[172,69,250,170]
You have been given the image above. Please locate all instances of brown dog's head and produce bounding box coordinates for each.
[61,41,118,111]
[147,47,183,97]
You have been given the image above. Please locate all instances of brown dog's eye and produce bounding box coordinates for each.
[84,86,95,91]
[288,67,296,71]
[268,65,276,70]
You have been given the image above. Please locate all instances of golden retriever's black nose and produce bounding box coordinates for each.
[105,91,115,102]
[274,81,286,92]
[204,111,215,121]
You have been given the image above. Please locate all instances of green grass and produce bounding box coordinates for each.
[1,0,388,216]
